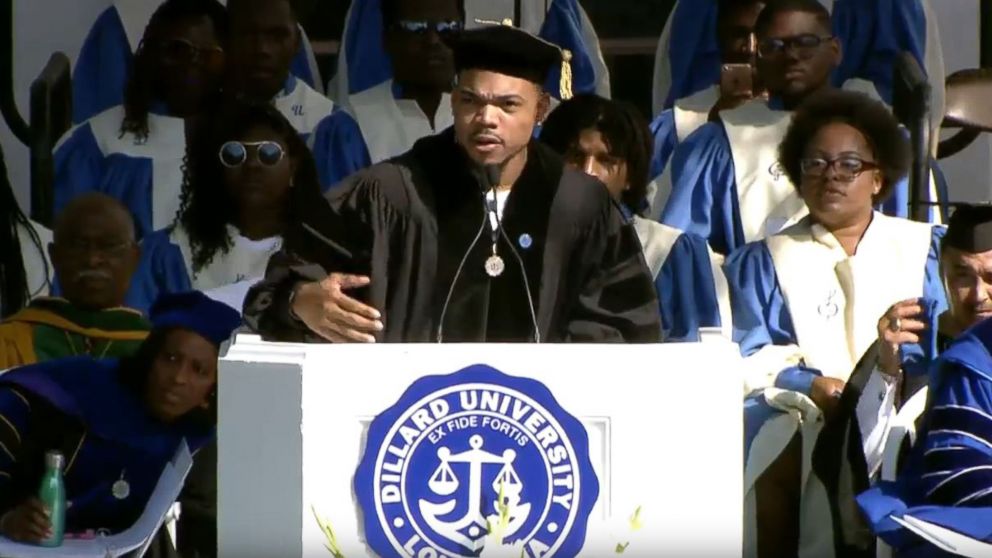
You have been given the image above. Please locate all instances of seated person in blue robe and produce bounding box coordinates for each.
[651,0,940,113]
[540,94,731,342]
[0,291,240,544]
[726,90,946,558]
[314,0,463,188]
[72,0,323,124]
[330,0,609,108]
[54,0,228,239]
[647,0,765,215]
[225,0,337,191]
[857,206,992,557]
[662,0,843,256]
[127,102,320,315]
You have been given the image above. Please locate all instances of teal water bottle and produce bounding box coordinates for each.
[37,451,66,547]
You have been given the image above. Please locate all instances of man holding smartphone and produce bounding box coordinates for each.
[646,0,765,217]
[659,0,884,257]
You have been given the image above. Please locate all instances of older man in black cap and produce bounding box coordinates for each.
[245,24,661,343]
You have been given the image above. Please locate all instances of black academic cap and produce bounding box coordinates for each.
[150,291,243,346]
[945,203,992,253]
[445,24,573,99]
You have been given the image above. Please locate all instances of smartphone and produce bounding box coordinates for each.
[720,63,754,98]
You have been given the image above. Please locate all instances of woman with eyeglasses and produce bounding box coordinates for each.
[54,0,227,239]
[727,89,946,558]
[125,103,319,315]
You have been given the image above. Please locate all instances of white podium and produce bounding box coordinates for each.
[217,337,744,558]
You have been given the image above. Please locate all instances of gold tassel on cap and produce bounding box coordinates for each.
[560,49,573,100]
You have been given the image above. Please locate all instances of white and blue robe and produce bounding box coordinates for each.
[656,83,939,256]
[54,76,335,237]
[314,80,454,187]
[726,213,946,558]
[650,0,942,115]
[646,85,719,219]
[627,210,731,342]
[327,0,610,107]
[125,224,282,314]
[72,0,324,124]
[858,318,992,558]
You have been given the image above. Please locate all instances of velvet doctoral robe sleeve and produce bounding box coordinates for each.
[558,202,662,343]
[243,167,390,343]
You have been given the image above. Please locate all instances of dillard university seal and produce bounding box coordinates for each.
[355,365,599,558]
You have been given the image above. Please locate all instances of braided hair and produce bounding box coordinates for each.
[0,146,49,318]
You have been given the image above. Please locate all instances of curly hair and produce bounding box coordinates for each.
[539,94,654,215]
[175,102,319,274]
[121,0,228,140]
[778,89,911,203]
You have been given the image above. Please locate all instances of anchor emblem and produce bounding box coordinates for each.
[418,435,531,553]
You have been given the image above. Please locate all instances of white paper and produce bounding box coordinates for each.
[891,515,992,558]
[0,441,194,558]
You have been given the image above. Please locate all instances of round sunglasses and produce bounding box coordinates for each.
[218,141,285,168]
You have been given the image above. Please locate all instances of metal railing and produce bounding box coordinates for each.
[892,52,933,223]
[1,0,71,227]
[29,53,71,227]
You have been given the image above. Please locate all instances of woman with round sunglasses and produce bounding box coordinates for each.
[726,90,947,558]
[54,0,228,239]
[125,103,320,314]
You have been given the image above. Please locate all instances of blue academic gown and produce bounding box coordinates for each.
[651,0,721,114]
[624,208,726,342]
[72,4,323,124]
[660,105,918,256]
[0,357,211,533]
[334,0,605,102]
[648,109,678,185]
[55,76,337,237]
[832,0,932,105]
[125,228,192,315]
[732,220,946,482]
[729,222,946,402]
[858,318,992,557]
[651,0,935,113]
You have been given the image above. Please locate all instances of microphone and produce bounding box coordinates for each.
[482,165,542,343]
[436,162,541,343]
[483,164,501,193]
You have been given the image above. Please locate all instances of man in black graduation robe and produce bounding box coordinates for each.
[244,25,661,343]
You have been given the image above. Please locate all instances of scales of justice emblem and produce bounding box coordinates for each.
[355,365,599,558]
[420,435,532,552]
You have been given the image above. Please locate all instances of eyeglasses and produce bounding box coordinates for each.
[390,20,464,36]
[799,156,879,182]
[218,141,285,168]
[758,34,833,58]
[150,38,225,67]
